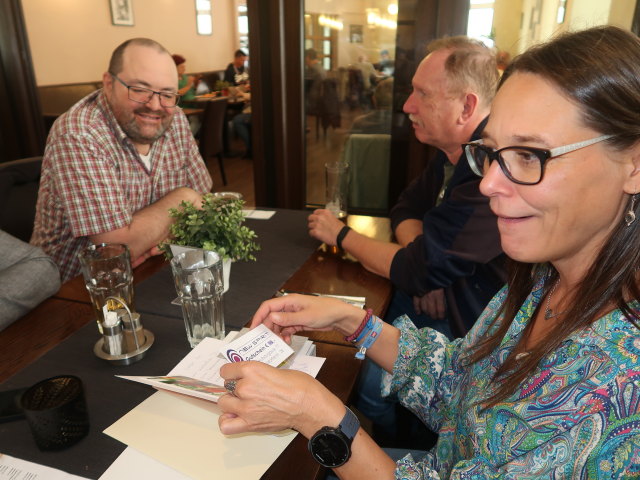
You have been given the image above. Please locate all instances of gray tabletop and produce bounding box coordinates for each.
[0,312,193,478]
[133,208,319,329]
[0,208,320,478]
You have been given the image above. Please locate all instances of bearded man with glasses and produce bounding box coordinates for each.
[32,38,212,282]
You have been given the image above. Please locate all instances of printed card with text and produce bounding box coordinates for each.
[222,324,294,366]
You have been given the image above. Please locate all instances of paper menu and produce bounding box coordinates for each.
[118,329,323,403]
[0,454,89,480]
[103,331,325,479]
[117,375,227,403]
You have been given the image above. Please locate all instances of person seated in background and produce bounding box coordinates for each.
[217,26,640,479]
[231,86,252,158]
[171,54,199,107]
[0,230,60,331]
[378,49,394,76]
[350,77,394,135]
[354,54,377,100]
[31,38,212,282]
[224,49,249,86]
[309,36,505,444]
[304,48,326,118]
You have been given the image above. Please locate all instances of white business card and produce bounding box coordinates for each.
[221,324,294,366]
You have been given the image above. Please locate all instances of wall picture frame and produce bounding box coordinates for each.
[350,24,363,43]
[110,0,135,26]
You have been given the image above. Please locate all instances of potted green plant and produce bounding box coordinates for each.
[214,80,231,96]
[160,193,259,291]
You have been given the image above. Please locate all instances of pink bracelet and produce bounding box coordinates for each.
[344,309,373,343]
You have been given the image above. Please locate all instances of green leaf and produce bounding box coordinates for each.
[158,193,260,261]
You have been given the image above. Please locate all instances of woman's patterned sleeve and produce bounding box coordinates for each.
[381,315,465,432]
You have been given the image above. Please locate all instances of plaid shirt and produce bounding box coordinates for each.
[31,90,213,282]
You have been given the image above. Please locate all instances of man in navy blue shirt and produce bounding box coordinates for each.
[308,36,506,443]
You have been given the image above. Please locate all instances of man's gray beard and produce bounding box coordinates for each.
[121,107,173,144]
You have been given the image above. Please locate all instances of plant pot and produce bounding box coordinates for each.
[222,258,231,293]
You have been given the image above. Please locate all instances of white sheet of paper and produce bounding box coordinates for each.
[99,447,191,480]
[103,391,295,480]
[221,324,294,366]
[0,454,89,480]
[169,337,228,384]
[102,334,324,479]
[242,209,276,220]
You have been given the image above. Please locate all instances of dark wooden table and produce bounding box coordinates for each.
[2,211,393,479]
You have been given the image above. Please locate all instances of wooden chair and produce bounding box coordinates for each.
[198,98,229,185]
[0,156,42,242]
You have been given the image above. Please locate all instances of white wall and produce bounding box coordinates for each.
[22,0,238,85]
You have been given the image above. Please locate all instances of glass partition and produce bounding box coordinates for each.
[304,0,398,214]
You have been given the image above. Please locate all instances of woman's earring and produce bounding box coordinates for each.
[625,194,638,227]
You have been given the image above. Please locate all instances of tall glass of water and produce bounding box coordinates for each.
[170,249,225,347]
[78,243,134,334]
[325,161,349,220]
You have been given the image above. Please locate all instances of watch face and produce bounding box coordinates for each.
[309,429,351,468]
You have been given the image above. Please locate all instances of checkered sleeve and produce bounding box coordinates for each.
[47,132,132,237]
[176,110,213,194]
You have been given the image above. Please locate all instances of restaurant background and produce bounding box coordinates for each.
[1,0,639,210]
[21,0,239,85]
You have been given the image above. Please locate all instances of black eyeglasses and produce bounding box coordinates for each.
[463,134,614,185]
[110,73,180,108]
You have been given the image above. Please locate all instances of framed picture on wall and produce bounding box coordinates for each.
[350,25,363,43]
[110,0,135,26]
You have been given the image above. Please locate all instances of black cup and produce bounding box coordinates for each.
[20,375,89,451]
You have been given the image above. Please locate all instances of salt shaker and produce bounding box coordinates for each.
[102,311,125,356]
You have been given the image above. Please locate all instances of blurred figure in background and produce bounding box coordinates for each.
[350,77,394,135]
[172,54,199,106]
[224,49,249,86]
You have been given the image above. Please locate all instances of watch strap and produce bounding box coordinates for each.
[336,226,352,250]
[338,406,359,441]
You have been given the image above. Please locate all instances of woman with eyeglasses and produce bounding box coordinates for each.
[217,26,640,478]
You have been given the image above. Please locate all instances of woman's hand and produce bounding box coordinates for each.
[249,294,364,342]
[217,361,346,438]
[308,209,345,245]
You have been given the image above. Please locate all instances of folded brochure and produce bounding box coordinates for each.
[118,325,323,403]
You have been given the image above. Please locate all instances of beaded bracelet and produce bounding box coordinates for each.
[344,308,373,343]
[355,316,383,360]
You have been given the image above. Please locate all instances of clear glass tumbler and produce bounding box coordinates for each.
[78,243,134,334]
[325,161,349,219]
[170,249,225,347]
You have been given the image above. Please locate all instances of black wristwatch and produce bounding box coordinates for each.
[308,406,360,468]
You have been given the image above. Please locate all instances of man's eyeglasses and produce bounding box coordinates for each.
[110,73,180,108]
[463,134,614,185]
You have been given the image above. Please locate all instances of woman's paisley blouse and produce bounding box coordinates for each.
[382,279,640,479]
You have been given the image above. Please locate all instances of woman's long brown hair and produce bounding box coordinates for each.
[464,26,640,408]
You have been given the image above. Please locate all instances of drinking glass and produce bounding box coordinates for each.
[78,243,134,334]
[170,249,225,347]
[325,162,349,219]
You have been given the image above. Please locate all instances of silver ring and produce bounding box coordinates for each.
[224,380,237,395]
